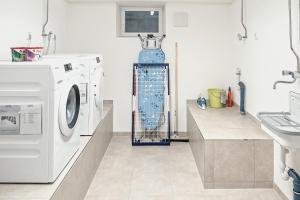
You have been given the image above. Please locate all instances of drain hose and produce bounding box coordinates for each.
[288,169,300,200]
[238,81,246,115]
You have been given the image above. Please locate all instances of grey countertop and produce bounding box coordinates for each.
[187,101,271,140]
[0,102,113,200]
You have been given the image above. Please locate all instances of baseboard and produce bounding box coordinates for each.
[104,100,113,105]
[113,132,189,138]
[113,132,189,144]
[113,132,131,136]
[274,183,289,200]
[172,132,188,138]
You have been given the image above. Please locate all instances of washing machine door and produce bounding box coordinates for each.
[59,83,81,137]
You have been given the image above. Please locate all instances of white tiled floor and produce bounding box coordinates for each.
[84,136,283,200]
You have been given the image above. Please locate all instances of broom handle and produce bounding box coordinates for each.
[174,42,179,134]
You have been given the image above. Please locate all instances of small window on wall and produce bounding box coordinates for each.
[120,7,164,37]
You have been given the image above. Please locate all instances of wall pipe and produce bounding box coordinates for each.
[273,0,300,89]
[280,145,290,181]
[279,145,300,200]
[42,0,49,37]
[53,34,57,54]
[288,0,300,72]
[42,0,54,55]
[238,0,248,40]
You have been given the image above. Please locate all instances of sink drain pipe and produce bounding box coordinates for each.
[280,145,300,200]
[280,146,290,180]
[288,169,300,200]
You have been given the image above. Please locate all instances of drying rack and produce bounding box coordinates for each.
[132,63,170,146]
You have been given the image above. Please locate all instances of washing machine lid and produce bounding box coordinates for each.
[59,83,81,137]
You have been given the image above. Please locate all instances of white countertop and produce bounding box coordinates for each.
[0,102,113,200]
[187,101,271,140]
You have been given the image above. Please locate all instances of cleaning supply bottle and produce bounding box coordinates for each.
[227,87,233,107]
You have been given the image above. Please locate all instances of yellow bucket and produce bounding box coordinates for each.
[208,88,223,108]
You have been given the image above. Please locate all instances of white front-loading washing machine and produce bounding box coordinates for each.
[44,55,91,136]
[78,54,104,136]
[44,54,104,136]
[0,59,84,183]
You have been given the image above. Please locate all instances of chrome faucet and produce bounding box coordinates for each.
[273,70,300,90]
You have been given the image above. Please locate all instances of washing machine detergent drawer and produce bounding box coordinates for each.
[0,104,42,135]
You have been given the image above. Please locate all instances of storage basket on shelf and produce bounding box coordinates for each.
[11,47,43,62]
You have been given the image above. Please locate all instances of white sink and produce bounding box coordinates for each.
[258,92,300,149]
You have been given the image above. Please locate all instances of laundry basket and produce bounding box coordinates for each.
[208,88,223,108]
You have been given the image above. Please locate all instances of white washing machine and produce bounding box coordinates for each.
[44,55,91,136]
[44,54,104,136]
[79,54,104,136]
[0,59,84,183]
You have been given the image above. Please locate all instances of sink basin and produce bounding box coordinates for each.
[258,92,300,149]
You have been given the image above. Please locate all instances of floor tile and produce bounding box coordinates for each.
[84,136,282,200]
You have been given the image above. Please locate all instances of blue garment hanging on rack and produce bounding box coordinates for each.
[137,49,165,130]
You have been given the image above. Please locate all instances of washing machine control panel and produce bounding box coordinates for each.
[64,63,73,72]
[96,57,101,63]
[51,61,81,88]
[90,56,103,66]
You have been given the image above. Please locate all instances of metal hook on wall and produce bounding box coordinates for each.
[237,0,248,41]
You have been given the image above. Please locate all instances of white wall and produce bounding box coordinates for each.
[66,2,233,132]
[2,0,300,198]
[230,0,300,198]
[165,3,233,133]
[0,0,68,60]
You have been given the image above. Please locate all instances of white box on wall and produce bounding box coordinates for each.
[173,12,188,27]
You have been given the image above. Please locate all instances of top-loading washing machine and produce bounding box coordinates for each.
[44,54,104,136]
[0,59,84,183]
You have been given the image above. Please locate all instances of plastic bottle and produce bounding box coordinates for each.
[227,87,233,107]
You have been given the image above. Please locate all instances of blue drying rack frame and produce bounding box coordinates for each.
[132,63,170,146]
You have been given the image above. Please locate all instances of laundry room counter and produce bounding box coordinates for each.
[187,101,270,140]
[187,100,274,189]
[0,101,113,200]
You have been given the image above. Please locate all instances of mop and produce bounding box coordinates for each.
[171,42,189,142]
